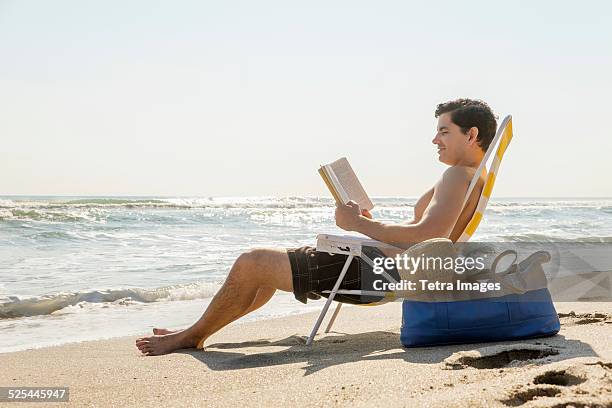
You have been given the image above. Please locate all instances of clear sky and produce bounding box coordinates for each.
[1,0,611,197]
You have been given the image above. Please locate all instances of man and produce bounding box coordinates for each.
[136,98,496,355]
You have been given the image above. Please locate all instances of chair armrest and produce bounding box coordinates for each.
[315,233,397,256]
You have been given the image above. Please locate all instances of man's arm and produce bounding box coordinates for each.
[335,167,470,248]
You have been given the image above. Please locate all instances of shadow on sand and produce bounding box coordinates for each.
[177,331,598,376]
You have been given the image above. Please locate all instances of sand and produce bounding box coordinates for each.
[1,301,611,407]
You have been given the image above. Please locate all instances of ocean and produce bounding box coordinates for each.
[1,196,612,353]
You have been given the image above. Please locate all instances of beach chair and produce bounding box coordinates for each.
[306,115,514,345]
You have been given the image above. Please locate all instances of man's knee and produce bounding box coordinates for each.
[236,248,269,268]
[231,248,273,281]
[232,248,290,289]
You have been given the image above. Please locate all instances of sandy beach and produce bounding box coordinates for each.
[1,300,611,408]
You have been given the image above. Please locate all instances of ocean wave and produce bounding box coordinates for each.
[497,233,612,243]
[0,281,220,319]
[0,197,416,224]
[5,196,610,213]
[64,198,169,205]
[0,196,417,210]
[0,199,16,208]
[0,208,105,223]
[2,196,611,237]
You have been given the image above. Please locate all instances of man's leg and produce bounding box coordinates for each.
[152,287,276,335]
[136,248,293,355]
[242,286,278,315]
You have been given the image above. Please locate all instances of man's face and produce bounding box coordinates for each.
[432,112,468,165]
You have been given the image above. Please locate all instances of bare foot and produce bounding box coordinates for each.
[152,327,179,335]
[135,331,200,356]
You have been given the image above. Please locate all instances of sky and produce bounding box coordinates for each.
[1,0,611,197]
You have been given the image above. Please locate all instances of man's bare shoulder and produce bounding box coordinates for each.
[439,166,475,185]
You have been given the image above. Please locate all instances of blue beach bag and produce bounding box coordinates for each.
[400,250,561,347]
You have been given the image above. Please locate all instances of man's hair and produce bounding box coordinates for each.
[435,98,497,152]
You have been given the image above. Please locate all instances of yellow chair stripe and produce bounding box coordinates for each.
[464,211,483,237]
[496,121,513,160]
[483,172,496,198]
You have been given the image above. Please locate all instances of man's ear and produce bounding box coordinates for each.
[467,127,479,145]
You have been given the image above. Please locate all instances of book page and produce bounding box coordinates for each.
[318,167,342,205]
[325,157,374,210]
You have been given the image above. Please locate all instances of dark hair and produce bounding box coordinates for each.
[435,98,497,152]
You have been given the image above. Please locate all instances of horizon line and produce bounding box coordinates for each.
[1,194,611,200]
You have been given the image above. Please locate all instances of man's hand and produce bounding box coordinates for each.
[335,201,364,231]
[361,209,373,219]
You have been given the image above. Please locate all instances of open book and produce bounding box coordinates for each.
[318,157,374,210]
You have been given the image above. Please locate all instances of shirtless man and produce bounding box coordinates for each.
[136,98,497,356]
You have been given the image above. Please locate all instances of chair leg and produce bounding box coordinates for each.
[324,303,343,333]
[306,255,354,346]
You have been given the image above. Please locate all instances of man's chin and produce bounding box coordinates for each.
[437,155,451,165]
